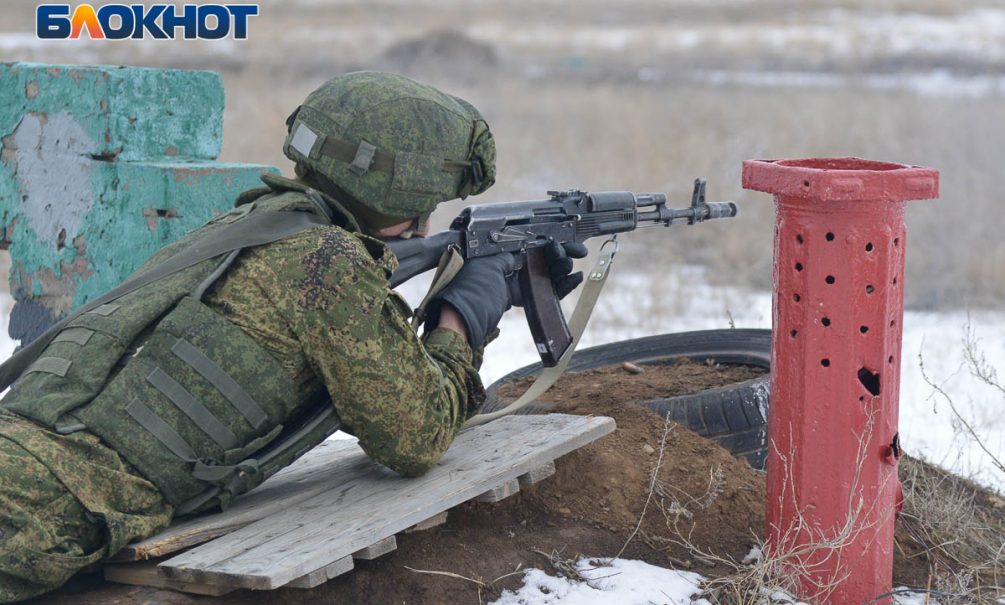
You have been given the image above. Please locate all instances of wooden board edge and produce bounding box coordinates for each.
[105,562,235,596]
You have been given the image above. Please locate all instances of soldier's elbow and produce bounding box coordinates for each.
[368,441,447,478]
[393,457,437,478]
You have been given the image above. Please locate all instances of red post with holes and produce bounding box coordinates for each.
[741,158,938,604]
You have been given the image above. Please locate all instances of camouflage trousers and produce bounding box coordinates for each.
[0,412,173,603]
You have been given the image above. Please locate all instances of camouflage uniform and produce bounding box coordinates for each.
[0,182,484,602]
[0,71,494,601]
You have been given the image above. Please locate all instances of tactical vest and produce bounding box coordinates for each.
[1,176,359,515]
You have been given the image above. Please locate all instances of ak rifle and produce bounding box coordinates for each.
[388,179,738,366]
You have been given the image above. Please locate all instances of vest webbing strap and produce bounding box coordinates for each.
[126,399,197,461]
[51,327,94,346]
[174,401,341,516]
[89,304,120,316]
[26,357,72,378]
[0,208,331,391]
[147,368,240,450]
[171,338,268,430]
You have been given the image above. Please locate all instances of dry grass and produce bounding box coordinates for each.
[899,456,1005,604]
[629,401,990,605]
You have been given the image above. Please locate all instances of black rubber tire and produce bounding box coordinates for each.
[484,329,772,469]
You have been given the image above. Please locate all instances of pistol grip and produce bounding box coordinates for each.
[518,247,572,367]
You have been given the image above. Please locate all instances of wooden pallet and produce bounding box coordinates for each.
[105,413,615,594]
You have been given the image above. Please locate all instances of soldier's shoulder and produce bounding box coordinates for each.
[297,227,397,279]
[245,203,396,278]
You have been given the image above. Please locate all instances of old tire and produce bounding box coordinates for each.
[484,329,772,469]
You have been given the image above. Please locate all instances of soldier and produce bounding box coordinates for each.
[0,71,585,601]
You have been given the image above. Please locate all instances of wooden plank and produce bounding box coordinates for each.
[104,561,234,596]
[518,461,557,486]
[115,438,371,561]
[475,478,520,502]
[352,535,397,560]
[404,511,448,533]
[284,556,353,589]
[161,414,614,590]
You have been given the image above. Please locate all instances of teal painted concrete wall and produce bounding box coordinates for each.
[0,63,278,345]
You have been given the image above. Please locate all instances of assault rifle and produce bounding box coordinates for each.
[387,179,737,366]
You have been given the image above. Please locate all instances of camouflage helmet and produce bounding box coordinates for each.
[283,71,496,228]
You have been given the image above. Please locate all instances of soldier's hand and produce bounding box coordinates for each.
[546,241,588,300]
[508,241,588,307]
[427,253,517,351]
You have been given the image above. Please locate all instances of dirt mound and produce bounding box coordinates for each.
[39,360,937,604]
[498,358,766,406]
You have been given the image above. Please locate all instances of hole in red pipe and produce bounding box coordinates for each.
[790,329,798,338]
[866,284,875,294]
[893,277,898,285]
[859,395,866,402]
[860,325,869,334]
[825,275,836,284]
[822,317,831,327]
[858,367,881,396]
[866,242,874,252]
[890,319,896,327]
[894,237,900,247]
[826,232,835,241]
[794,293,801,302]
[802,180,810,187]
[796,234,804,244]
[821,358,831,367]
[888,355,894,364]
[795,262,803,272]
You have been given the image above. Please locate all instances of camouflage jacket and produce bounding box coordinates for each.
[203,205,482,474]
[199,181,485,476]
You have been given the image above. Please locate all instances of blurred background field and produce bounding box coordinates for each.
[1,0,1002,487]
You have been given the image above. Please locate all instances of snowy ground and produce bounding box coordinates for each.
[487,555,942,605]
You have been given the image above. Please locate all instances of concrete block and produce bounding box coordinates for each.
[0,62,224,161]
[3,159,275,345]
[0,63,281,346]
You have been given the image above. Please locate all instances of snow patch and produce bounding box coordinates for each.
[490,557,709,605]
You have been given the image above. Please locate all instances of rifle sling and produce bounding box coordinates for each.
[410,246,465,332]
[0,209,330,391]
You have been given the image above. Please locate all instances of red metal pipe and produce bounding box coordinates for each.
[742,157,938,604]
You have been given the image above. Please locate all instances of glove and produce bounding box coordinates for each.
[508,241,589,307]
[426,253,517,351]
[546,241,588,300]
